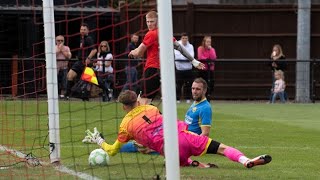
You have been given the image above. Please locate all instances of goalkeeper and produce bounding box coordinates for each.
[83,90,272,168]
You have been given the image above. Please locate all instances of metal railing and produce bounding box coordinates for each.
[0,58,319,101]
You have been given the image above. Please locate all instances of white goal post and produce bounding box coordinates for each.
[43,0,61,163]
[157,0,180,179]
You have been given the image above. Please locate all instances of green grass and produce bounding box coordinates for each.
[1,100,320,179]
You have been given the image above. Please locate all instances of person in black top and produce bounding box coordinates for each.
[122,33,140,92]
[65,23,97,98]
[269,44,287,102]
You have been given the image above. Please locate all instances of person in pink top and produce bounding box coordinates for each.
[197,36,217,101]
[271,70,286,103]
[55,35,72,98]
[83,90,272,168]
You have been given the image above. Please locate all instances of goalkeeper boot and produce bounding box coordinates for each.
[245,154,272,168]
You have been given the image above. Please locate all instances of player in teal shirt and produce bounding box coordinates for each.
[185,78,212,136]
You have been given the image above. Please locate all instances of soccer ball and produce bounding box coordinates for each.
[88,149,110,166]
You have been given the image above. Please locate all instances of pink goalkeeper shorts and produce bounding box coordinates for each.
[177,122,210,166]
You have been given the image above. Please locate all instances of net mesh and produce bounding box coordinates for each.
[0,0,165,179]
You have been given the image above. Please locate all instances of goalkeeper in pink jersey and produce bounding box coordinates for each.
[83,90,272,168]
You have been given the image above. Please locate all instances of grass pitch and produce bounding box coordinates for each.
[1,100,319,179]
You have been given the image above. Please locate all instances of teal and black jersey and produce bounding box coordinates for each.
[184,98,212,135]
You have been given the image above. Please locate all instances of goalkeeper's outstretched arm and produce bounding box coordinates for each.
[173,41,205,70]
[82,127,124,156]
[100,140,124,156]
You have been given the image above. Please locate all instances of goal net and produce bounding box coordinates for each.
[0,0,167,179]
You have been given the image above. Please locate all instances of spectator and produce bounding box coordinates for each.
[55,35,72,98]
[95,41,114,102]
[271,70,286,103]
[65,23,97,99]
[174,33,194,103]
[197,36,217,101]
[269,44,287,102]
[122,33,140,92]
[185,78,212,136]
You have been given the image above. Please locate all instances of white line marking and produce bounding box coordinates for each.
[0,145,100,180]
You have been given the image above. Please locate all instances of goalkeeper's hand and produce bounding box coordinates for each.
[82,127,105,146]
[192,59,205,70]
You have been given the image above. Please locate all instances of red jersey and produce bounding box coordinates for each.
[142,28,176,71]
[143,28,160,71]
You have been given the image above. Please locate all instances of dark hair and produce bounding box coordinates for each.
[118,90,137,106]
[81,23,89,29]
[131,33,139,38]
[181,32,188,37]
[193,78,208,91]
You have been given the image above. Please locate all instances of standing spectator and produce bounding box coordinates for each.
[95,41,114,101]
[55,35,72,98]
[65,23,97,99]
[185,78,212,136]
[129,11,204,105]
[197,36,217,101]
[271,70,286,103]
[122,33,140,92]
[174,33,194,103]
[269,44,287,102]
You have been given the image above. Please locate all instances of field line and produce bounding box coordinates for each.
[0,144,100,180]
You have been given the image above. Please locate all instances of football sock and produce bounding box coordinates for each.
[65,80,74,96]
[224,147,248,164]
[238,156,250,165]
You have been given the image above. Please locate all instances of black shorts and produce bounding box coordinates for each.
[71,61,85,76]
[142,67,160,99]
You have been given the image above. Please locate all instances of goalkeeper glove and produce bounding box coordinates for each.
[82,127,105,146]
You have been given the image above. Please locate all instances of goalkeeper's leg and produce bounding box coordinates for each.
[206,140,272,168]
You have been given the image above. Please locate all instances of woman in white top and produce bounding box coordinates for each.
[95,41,114,101]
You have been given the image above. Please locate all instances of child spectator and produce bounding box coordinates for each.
[271,70,286,103]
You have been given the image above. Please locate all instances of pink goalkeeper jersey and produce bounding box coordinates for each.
[117,105,210,166]
[117,105,191,155]
[117,105,164,154]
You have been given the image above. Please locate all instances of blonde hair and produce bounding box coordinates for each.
[146,11,158,19]
[98,40,110,53]
[201,36,211,48]
[274,70,285,80]
[271,44,285,58]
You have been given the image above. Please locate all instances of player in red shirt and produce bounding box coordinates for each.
[129,11,205,105]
